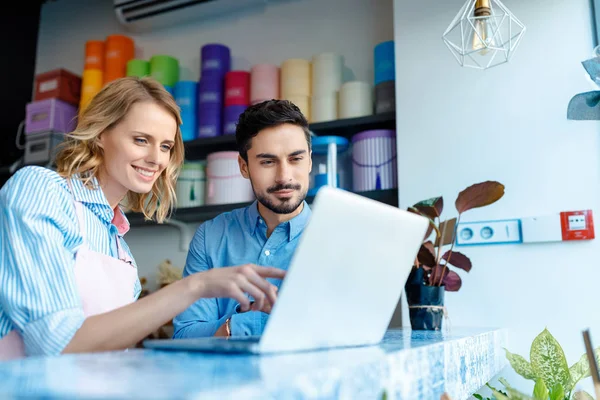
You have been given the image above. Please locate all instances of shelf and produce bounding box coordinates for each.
[183,111,396,160]
[125,188,399,227]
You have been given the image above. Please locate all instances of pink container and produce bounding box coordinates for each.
[250,64,279,104]
[205,151,255,205]
[25,98,78,135]
[224,71,250,107]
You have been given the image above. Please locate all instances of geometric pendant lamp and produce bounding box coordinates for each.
[442,0,526,70]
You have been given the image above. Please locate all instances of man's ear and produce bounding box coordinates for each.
[308,150,312,174]
[238,155,249,179]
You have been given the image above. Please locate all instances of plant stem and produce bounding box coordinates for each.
[437,214,462,286]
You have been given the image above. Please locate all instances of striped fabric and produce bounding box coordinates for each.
[0,166,141,356]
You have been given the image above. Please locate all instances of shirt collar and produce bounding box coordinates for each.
[247,200,312,242]
[68,175,130,235]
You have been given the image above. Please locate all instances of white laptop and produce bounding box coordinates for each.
[143,186,428,354]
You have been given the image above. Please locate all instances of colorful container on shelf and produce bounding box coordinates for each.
[34,69,81,106]
[197,78,223,138]
[375,80,395,114]
[104,34,135,84]
[25,99,78,135]
[281,58,311,98]
[224,71,250,107]
[175,81,198,142]
[311,53,342,97]
[285,95,310,121]
[84,40,104,70]
[205,151,255,205]
[308,136,351,196]
[352,129,397,192]
[79,69,103,113]
[250,64,279,104]
[374,40,395,85]
[339,81,372,119]
[200,44,231,79]
[223,105,247,135]
[150,55,179,87]
[176,161,206,208]
[127,59,150,78]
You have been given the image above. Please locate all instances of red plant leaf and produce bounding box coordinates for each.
[455,181,505,214]
[441,251,472,272]
[417,241,436,267]
[443,270,462,291]
[435,218,457,247]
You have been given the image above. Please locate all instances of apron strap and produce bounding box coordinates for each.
[66,179,87,242]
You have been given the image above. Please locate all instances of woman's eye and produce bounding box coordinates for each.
[161,145,172,152]
[135,138,148,144]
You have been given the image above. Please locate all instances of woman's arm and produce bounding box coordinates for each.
[63,264,284,353]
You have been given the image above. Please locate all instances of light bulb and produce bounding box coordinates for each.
[471,17,496,55]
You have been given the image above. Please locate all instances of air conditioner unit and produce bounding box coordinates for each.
[114,0,269,32]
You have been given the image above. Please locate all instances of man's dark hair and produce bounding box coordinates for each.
[235,99,311,162]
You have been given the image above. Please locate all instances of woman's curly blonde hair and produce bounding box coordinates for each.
[55,76,184,223]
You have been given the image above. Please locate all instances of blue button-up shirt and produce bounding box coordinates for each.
[173,200,311,338]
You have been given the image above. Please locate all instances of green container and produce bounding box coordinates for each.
[150,55,179,87]
[127,59,150,78]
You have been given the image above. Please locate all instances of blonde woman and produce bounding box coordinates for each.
[0,77,282,359]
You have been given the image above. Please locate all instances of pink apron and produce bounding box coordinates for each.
[0,194,138,360]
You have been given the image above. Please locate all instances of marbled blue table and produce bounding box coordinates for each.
[0,328,507,400]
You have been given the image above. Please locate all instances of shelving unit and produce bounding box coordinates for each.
[183,111,396,159]
[125,111,398,226]
[126,188,399,226]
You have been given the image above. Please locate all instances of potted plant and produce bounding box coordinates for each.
[476,328,600,400]
[405,180,505,330]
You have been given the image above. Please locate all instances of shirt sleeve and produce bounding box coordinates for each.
[172,222,228,338]
[0,167,85,356]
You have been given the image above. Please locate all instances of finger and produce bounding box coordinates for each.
[229,286,252,312]
[244,269,279,306]
[251,265,286,280]
[238,280,267,312]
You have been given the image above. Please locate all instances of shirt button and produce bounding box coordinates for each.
[265,250,271,256]
[259,219,263,224]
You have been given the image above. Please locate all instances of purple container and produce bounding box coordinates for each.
[198,102,222,138]
[198,77,223,105]
[25,98,77,135]
[223,105,247,135]
[201,44,231,79]
[351,129,397,192]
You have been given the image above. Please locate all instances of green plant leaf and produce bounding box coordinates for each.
[442,250,472,272]
[533,379,549,400]
[505,349,537,380]
[573,390,595,400]
[569,347,600,389]
[413,196,443,219]
[530,329,571,391]
[497,378,536,399]
[473,394,484,400]
[455,181,505,214]
[549,383,564,400]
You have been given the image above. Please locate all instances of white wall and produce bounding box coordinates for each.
[35,0,394,290]
[394,0,600,395]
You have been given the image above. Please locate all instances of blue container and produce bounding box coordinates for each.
[374,40,395,85]
[175,81,198,142]
[308,136,351,196]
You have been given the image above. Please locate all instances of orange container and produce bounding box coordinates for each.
[104,34,135,84]
[34,68,82,106]
[85,40,104,70]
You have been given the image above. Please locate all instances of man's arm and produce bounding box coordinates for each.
[172,223,226,338]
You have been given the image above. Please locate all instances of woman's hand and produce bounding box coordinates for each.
[193,264,285,314]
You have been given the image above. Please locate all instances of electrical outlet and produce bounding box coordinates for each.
[455,219,522,246]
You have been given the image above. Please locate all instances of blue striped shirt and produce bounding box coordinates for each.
[0,166,141,356]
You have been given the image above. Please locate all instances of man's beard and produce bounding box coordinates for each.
[251,179,307,215]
